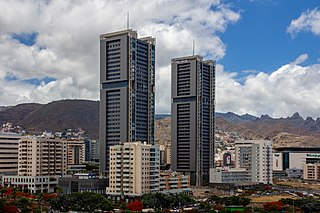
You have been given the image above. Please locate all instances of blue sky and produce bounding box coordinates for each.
[220,0,320,75]
[0,0,320,118]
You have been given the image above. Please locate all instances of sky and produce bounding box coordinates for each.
[0,0,320,118]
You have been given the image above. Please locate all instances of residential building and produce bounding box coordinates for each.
[0,133,22,176]
[106,142,159,198]
[99,29,156,175]
[235,140,273,184]
[171,55,215,186]
[18,136,66,176]
[66,140,85,165]
[303,162,320,180]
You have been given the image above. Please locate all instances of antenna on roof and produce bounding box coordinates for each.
[192,39,195,56]
[127,12,130,30]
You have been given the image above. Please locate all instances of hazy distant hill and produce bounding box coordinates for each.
[1,100,320,146]
[216,112,257,123]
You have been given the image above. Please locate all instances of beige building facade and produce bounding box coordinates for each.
[18,137,67,176]
[107,142,160,197]
[0,133,23,176]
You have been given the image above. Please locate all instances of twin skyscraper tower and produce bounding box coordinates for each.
[99,29,215,186]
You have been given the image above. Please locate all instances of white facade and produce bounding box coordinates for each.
[107,142,160,197]
[210,167,249,183]
[1,175,58,193]
[235,140,273,184]
[273,151,320,171]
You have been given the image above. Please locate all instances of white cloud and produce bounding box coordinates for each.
[217,54,320,119]
[3,1,320,119]
[0,0,240,112]
[287,8,320,37]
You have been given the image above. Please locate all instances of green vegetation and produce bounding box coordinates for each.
[2,185,320,213]
[142,192,195,210]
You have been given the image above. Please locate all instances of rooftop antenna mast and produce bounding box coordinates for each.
[127,12,130,30]
[192,39,195,56]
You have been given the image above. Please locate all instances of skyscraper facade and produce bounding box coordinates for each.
[99,29,155,175]
[171,55,215,186]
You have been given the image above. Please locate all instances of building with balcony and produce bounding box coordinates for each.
[235,140,273,184]
[106,142,159,198]
[18,136,66,177]
[66,140,85,165]
[0,133,22,176]
[303,162,320,180]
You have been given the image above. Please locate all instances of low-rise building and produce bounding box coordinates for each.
[159,171,190,193]
[1,175,58,193]
[210,167,249,183]
[58,173,108,194]
[286,168,303,179]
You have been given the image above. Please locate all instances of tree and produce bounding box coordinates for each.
[127,201,143,212]
[1,205,19,213]
[263,201,285,211]
[76,191,106,212]
[99,198,114,212]
[15,196,32,213]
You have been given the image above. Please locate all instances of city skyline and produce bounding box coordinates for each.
[0,0,320,118]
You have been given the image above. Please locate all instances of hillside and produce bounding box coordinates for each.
[0,100,99,138]
[1,100,320,147]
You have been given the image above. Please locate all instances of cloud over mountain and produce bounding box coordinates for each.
[0,0,240,111]
[216,54,320,119]
[1,1,320,119]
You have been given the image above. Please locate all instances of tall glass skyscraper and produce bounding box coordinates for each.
[99,29,155,175]
[171,55,215,186]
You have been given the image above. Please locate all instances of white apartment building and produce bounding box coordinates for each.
[235,140,273,184]
[107,142,160,198]
[0,133,23,176]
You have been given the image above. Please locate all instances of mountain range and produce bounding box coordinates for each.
[1,100,320,147]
